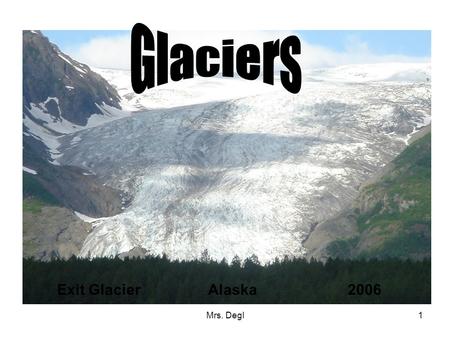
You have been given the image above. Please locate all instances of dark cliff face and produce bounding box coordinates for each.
[22,30,128,218]
[23,30,121,125]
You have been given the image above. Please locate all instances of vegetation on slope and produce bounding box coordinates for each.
[23,172,61,213]
[327,131,431,259]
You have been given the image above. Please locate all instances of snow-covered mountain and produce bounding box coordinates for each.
[50,63,431,263]
[305,63,431,83]
[94,68,279,111]
[23,30,130,165]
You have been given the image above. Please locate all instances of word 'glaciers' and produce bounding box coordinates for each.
[131,23,302,94]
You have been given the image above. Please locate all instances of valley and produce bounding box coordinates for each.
[22,31,431,263]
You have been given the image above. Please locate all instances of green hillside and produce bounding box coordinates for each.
[23,172,60,213]
[327,131,431,259]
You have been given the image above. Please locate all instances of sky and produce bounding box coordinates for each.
[42,30,431,70]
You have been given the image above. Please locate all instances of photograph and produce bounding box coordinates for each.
[22,28,431,304]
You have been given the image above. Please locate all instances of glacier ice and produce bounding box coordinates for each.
[57,64,431,264]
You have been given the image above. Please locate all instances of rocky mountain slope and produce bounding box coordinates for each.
[23,30,120,127]
[22,31,132,259]
[23,30,129,218]
[23,171,91,260]
[304,127,431,260]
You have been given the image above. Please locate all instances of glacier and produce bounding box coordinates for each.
[56,63,431,264]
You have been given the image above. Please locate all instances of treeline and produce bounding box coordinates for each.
[23,255,430,304]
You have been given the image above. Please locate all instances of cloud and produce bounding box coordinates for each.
[65,30,429,71]
[66,34,131,69]
[300,37,429,69]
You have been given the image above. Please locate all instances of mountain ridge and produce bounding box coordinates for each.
[23,30,121,126]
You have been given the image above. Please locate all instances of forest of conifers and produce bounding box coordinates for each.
[23,256,430,304]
